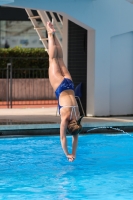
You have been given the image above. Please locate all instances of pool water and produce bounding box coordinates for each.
[0,133,133,200]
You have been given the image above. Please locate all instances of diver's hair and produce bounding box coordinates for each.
[67,119,82,135]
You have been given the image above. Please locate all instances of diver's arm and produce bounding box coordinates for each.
[72,134,78,158]
[60,119,76,162]
[60,119,69,156]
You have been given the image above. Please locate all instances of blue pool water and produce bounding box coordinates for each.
[0,133,133,200]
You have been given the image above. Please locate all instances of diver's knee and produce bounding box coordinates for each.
[49,57,57,62]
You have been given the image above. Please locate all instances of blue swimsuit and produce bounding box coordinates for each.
[55,78,75,114]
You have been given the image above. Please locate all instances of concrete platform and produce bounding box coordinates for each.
[0,108,133,136]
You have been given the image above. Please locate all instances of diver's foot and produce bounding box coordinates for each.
[46,21,55,35]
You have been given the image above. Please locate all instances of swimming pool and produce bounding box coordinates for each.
[0,133,133,200]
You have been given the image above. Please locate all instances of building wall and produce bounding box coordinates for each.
[0,79,55,100]
[7,0,133,116]
[110,32,133,115]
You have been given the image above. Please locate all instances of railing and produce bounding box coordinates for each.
[0,57,57,108]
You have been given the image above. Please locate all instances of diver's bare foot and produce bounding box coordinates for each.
[47,21,55,35]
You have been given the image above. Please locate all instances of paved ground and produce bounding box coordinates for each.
[0,107,133,123]
[0,107,133,124]
[0,108,133,135]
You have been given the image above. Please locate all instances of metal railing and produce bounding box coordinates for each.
[0,57,57,108]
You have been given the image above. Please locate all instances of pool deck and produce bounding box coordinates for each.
[0,107,133,136]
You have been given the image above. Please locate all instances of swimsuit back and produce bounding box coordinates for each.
[60,105,78,121]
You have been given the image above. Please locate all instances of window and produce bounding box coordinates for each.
[0,20,45,48]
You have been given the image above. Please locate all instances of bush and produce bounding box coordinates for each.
[0,47,49,78]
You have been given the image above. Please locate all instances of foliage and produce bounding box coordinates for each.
[0,47,49,78]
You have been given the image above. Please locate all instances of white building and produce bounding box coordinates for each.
[3,0,133,116]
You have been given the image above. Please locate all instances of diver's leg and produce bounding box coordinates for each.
[53,34,72,79]
[47,22,64,90]
[47,22,72,80]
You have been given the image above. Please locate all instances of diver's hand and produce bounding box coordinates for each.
[67,154,75,162]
